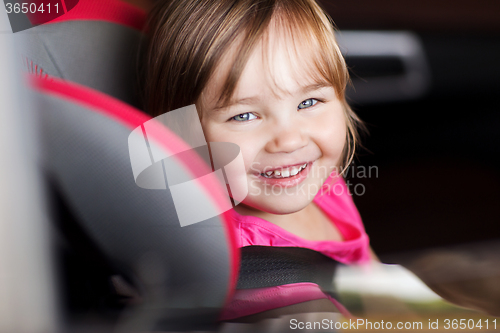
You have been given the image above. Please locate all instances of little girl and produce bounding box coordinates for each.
[144,0,373,321]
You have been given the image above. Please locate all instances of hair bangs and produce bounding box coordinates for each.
[216,0,349,106]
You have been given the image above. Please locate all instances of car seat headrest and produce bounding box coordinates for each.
[19,0,146,108]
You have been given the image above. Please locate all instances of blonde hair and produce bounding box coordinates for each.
[144,0,364,173]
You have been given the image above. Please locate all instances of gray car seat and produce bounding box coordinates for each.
[19,0,145,108]
[19,1,239,331]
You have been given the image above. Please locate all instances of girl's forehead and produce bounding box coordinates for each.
[239,40,327,98]
[259,22,329,89]
[206,26,330,107]
[198,10,341,114]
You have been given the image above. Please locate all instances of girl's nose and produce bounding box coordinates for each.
[265,119,308,154]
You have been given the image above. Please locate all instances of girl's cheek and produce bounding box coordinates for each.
[242,147,260,174]
[200,120,224,142]
[320,110,347,146]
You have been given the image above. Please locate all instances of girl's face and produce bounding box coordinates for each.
[198,31,347,217]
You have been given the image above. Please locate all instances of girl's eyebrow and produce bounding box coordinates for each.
[211,82,332,112]
[213,96,261,112]
[301,82,332,93]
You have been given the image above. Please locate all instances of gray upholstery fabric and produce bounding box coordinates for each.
[19,21,144,108]
[34,89,232,330]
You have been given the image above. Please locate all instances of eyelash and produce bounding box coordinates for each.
[229,98,321,122]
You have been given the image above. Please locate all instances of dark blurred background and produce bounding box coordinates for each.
[320,0,500,257]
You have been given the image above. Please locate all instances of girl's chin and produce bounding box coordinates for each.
[234,197,311,216]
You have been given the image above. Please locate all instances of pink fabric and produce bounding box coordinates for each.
[47,0,147,31]
[220,175,370,320]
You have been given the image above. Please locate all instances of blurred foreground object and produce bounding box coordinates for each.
[0,9,58,333]
[403,241,500,317]
[7,0,240,331]
[336,259,499,329]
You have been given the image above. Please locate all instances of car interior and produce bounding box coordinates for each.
[1,0,499,332]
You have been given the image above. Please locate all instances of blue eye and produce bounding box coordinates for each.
[298,98,318,109]
[231,112,257,122]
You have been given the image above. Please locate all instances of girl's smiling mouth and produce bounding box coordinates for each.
[261,162,309,178]
[255,162,313,187]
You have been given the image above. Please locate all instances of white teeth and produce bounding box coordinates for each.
[262,164,308,178]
